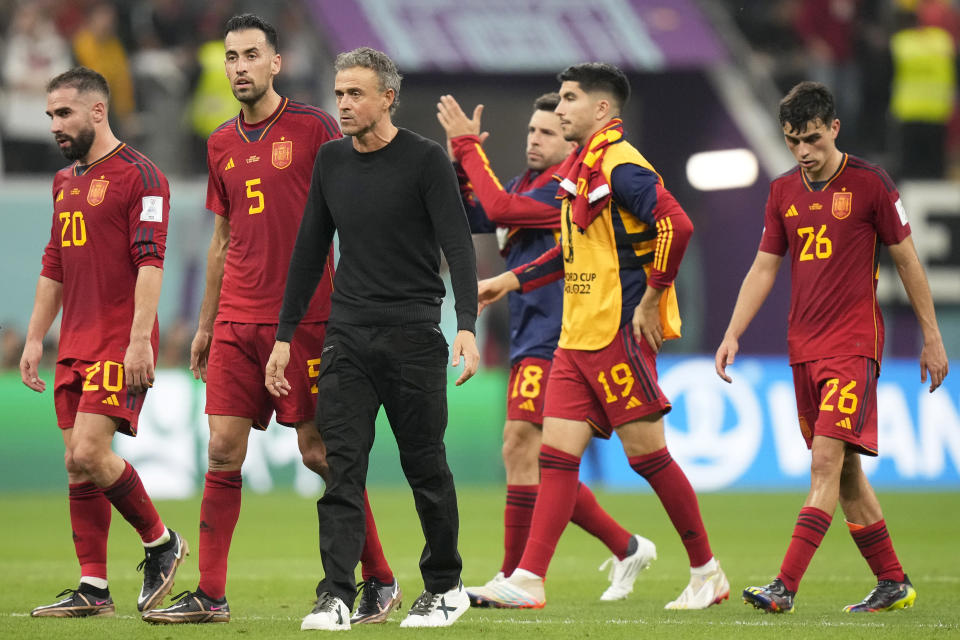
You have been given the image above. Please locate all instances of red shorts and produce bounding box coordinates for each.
[54,358,148,436]
[506,357,552,424]
[205,321,326,429]
[792,356,879,456]
[543,325,671,438]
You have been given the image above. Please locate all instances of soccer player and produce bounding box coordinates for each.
[476,63,728,610]
[141,16,398,624]
[265,46,479,630]
[21,66,186,618]
[716,81,949,614]
[436,92,657,604]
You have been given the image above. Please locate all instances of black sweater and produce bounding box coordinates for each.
[277,128,478,341]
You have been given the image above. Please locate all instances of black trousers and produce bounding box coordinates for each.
[313,322,462,607]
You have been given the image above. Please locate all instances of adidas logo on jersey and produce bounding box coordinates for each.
[102,394,120,407]
[625,396,643,409]
[518,399,536,411]
[785,205,799,218]
[835,417,852,430]
[224,157,235,171]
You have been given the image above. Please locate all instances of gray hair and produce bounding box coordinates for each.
[334,47,402,114]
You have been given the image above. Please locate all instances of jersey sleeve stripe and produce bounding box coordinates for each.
[847,158,897,192]
[124,147,162,189]
[285,107,340,138]
[119,149,150,190]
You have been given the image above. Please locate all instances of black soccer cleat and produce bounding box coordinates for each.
[743,577,796,614]
[137,529,189,612]
[351,577,402,624]
[142,589,230,624]
[31,587,115,618]
[843,575,916,612]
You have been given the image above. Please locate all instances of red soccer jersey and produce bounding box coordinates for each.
[759,154,911,364]
[40,143,170,361]
[206,97,341,323]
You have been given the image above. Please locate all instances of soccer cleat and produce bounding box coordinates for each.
[137,529,189,612]
[742,577,796,614]
[843,575,916,612]
[399,581,470,628]
[474,570,546,609]
[351,577,402,624]
[599,534,657,601]
[141,589,230,624]
[301,592,351,631]
[465,572,505,607]
[31,588,115,618]
[665,559,730,610]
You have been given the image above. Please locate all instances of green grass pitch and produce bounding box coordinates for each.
[1,488,957,639]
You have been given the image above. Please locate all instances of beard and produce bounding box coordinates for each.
[57,126,96,161]
[233,81,268,106]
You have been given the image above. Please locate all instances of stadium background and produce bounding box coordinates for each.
[1,0,959,496]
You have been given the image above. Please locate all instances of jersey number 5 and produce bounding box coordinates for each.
[246,178,264,215]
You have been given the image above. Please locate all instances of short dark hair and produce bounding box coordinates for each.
[47,67,110,102]
[779,81,836,133]
[533,92,560,112]
[557,63,630,108]
[224,13,279,51]
[335,47,403,114]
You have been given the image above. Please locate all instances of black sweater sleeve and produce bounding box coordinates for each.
[421,143,478,334]
[277,150,336,342]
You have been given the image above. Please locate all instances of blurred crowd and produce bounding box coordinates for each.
[0,0,329,175]
[726,0,960,180]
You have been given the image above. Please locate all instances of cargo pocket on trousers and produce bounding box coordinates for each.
[400,363,446,392]
[314,347,345,428]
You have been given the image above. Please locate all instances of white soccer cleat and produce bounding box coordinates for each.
[301,592,350,631]
[479,569,546,609]
[465,571,505,607]
[599,534,657,601]
[400,581,470,628]
[664,558,729,610]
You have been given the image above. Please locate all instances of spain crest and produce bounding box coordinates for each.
[832,191,852,220]
[87,178,109,206]
[272,139,292,170]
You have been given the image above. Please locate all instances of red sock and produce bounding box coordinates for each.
[571,483,632,559]
[629,448,712,567]
[517,445,579,578]
[360,489,394,583]
[849,519,905,582]
[502,485,537,575]
[197,470,242,600]
[69,482,111,580]
[777,506,832,593]
[102,460,165,543]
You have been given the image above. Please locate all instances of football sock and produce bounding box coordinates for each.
[79,576,108,590]
[69,482,110,580]
[143,528,171,548]
[571,482,632,559]
[848,519,906,583]
[360,489,394,583]
[516,445,579,578]
[76,581,110,599]
[629,448,712,566]
[777,506,832,593]
[102,460,165,544]
[197,470,242,601]
[501,484,537,575]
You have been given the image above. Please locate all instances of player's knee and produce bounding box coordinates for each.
[70,440,107,476]
[63,449,84,476]
[502,437,537,474]
[207,432,245,470]
[300,448,330,481]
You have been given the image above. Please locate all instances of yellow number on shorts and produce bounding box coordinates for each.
[307,357,322,394]
[820,378,858,414]
[597,363,635,404]
[102,361,123,392]
[246,178,264,215]
[511,364,543,399]
[83,361,102,391]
